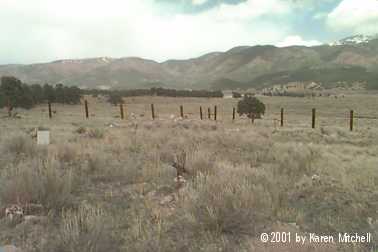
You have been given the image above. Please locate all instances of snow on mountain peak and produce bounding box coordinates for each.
[329,34,378,46]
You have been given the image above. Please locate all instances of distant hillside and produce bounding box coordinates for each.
[0,35,377,90]
[210,78,246,90]
[249,66,378,89]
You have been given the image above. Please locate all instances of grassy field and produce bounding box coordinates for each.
[0,94,378,252]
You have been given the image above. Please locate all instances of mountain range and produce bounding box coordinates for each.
[0,35,378,90]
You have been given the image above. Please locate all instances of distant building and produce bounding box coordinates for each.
[284,82,305,92]
[97,85,111,90]
[223,90,233,99]
[306,82,322,90]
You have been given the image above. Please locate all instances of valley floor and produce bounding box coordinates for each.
[0,95,377,252]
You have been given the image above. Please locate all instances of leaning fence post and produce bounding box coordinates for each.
[232,107,236,121]
[151,104,155,120]
[48,101,52,119]
[280,108,284,127]
[180,105,184,118]
[208,108,211,119]
[312,108,316,129]
[84,100,89,119]
[350,110,354,131]
[120,104,124,120]
[214,106,217,121]
[200,106,203,120]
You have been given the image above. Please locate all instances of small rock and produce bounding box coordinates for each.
[105,122,120,128]
[174,175,186,184]
[311,174,320,181]
[130,113,137,120]
[5,205,24,221]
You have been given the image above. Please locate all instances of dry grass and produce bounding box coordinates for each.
[44,202,120,252]
[0,151,77,212]
[0,95,377,252]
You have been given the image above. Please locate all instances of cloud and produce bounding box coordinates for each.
[214,0,291,21]
[277,35,322,47]
[0,0,297,64]
[192,0,208,6]
[313,12,328,20]
[326,0,378,34]
[288,0,339,9]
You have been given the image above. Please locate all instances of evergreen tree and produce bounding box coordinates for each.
[237,95,266,119]
[0,76,34,116]
[55,83,65,104]
[64,86,81,104]
[232,92,242,98]
[108,92,124,105]
[43,83,55,102]
[30,84,44,104]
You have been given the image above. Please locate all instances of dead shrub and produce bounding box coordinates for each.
[87,128,105,139]
[47,203,120,252]
[1,133,37,157]
[83,154,107,174]
[0,159,76,212]
[178,165,273,238]
[55,144,78,164]
[187,150,216,177]
[289,175,375,235]
[75,126,87,134]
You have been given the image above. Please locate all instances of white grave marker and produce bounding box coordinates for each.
[37,130,50,145]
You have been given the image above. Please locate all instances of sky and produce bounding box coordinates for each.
[0,0,377,64]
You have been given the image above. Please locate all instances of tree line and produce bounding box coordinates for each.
[85,87,223,97]
[0,76,224,115]
[0,76,81,116]
[85,87,224,105]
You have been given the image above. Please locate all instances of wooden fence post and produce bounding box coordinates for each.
[251,113,255,124]
[200,106,203,120]
[214,106,217,121]
[312,108,316,129]
[180,105,184,118]
[208,108,211,119]
[7,98,12,117]
[85,100,89,119]
[232,107,236,121]
[151,104,155,120]
[120,104,124,120]
[48,102,52,119]
[280,108,284,127]
[350,110,354,131]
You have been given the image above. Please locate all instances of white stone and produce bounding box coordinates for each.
[37,130,50,145]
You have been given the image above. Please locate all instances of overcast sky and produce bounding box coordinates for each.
[0,0,377,64]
